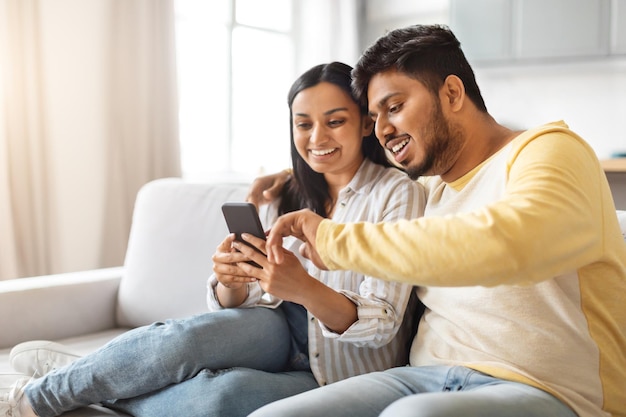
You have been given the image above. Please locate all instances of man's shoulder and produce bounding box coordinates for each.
[509,120,582,151]
[507,120,597,166]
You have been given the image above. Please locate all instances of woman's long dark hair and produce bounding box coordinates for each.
[278,62,394,217]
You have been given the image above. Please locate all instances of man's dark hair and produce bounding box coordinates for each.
[352,24,487,113]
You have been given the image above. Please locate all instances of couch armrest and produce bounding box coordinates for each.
[0,267,123,349]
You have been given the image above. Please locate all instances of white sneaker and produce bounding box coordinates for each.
[10,341,81,377]
[0,373,31,417]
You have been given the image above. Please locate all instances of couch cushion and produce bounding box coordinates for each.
[116,178,249,327]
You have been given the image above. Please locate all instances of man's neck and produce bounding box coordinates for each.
[441,119,520,183]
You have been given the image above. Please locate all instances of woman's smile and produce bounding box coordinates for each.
[310,148,338,158]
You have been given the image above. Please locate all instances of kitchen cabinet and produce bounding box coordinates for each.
[449,0,513,61]
[602,159,626,210]
[450,0,620,64]
[516,0,609,59]
[613,0,626,54]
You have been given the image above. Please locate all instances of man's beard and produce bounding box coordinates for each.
[405,103,462,180]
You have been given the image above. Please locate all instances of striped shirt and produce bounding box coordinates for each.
[207,158,426,385]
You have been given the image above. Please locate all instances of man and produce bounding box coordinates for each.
[244,24,626,417]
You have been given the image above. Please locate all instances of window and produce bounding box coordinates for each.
[175,0,295,182]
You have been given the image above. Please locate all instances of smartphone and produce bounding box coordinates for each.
[221,202,266,267]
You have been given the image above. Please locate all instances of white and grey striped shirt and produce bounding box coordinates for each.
[207,159,425,385]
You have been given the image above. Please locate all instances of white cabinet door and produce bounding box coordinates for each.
[449,0,513,62]
[515,0,610,59]
[450,0,613,63]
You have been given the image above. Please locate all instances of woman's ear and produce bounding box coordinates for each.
[362,116,375,136]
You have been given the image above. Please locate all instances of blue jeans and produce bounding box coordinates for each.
[249,365,578,417]
[24,307,319,417]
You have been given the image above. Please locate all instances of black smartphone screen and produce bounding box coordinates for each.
[221,202,266,267]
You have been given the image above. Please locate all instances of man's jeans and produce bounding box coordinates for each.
[24,307,319,417]
[249,365,578,417]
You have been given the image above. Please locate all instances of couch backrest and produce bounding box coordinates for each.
[116,178,249,327]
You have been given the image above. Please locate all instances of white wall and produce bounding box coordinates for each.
[476,60,626,159]
[39,0,109,273]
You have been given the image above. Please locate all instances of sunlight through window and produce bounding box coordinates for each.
[175,0,294,182]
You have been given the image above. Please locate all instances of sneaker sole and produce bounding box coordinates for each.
[10,340,82,376]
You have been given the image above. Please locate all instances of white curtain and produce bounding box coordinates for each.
[294,0,361,74]
[0,0,181,280]
[100,0,182,266]
[0,0,55,280]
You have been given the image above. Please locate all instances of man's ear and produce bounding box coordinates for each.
[442,75,465,112]
[362,116,375,136]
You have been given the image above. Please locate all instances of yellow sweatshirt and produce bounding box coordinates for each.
[317,121,626,417]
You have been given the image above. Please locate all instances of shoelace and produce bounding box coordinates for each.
[3,393,17,416]
[4,388,19,417]
[3,377,29,417]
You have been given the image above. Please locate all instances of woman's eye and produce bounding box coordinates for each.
[295,122,311,130]
[389,103,402,114]
[328,119,345,127]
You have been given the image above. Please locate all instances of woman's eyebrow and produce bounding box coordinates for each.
[294,107,349,118]
[324,107,348,116]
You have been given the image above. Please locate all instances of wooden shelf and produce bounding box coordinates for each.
[601,158,626,173]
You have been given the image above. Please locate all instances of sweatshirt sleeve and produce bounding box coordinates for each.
[317,129,606,287]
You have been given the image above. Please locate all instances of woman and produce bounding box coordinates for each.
[2,62,425,417]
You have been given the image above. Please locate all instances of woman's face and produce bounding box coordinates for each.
[291,82,368,183]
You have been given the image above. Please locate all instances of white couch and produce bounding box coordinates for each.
[0,178,625,417]
[0,178,249,416]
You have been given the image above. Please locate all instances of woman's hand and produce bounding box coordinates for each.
[235,233,358,333]
[232,233,312,304]
[246,169,292,209]
[212,234,257,307]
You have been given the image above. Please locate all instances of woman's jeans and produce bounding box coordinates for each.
[24,306,319,417]
[249,365,578,417]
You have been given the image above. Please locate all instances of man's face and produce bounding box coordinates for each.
[367,69,462,180]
